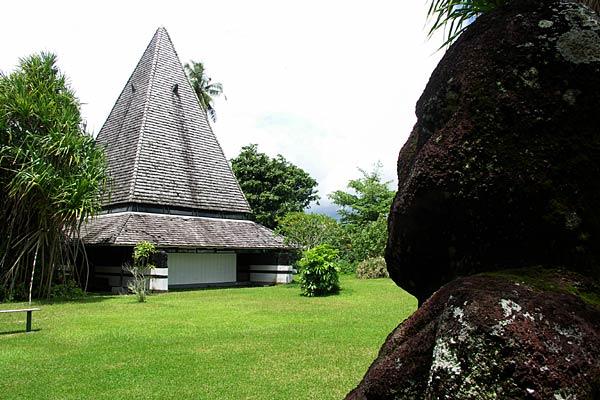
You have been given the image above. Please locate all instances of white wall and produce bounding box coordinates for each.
[149,268,168,291]
[168,252,236,287]
[249,265,294,284]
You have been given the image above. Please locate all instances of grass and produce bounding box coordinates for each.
[0,276,416,400]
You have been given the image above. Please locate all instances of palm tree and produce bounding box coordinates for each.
[184,61,225,123]
[428,0,600,48]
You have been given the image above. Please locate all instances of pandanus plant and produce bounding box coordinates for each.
[0,53,107,301]
[428,0,600,47]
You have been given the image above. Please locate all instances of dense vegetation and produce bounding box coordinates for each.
[0,276,416,400]
[0,53,106,302]
[274,165,395,278]
[231,144,319,229]
[276,212,344,250]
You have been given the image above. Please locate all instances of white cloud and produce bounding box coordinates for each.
[0,0,444,215]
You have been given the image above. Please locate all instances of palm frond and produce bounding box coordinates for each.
[428,0,599,48]
[427,0,506,48]
[184,60,225,123]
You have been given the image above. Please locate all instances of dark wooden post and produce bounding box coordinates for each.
[26,310,32,332]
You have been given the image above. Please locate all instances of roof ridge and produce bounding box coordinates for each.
[96,29,161,140]
[113,213,132,244]
[128,28,163,201]
[98,210,253,222]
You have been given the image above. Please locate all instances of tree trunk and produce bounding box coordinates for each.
[28,243,39,305]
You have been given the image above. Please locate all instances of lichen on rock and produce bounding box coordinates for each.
[557,29,600,63]
[346,274,600,399]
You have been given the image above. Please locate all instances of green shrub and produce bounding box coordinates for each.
[298,245,340,297]
[49,280,86,300]
[356,257,389,279]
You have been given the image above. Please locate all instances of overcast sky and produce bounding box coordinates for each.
[1,1,444,216]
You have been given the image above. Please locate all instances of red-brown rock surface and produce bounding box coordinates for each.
[346,272,600,399]
[353,1,600,398]
[385,0,600,303]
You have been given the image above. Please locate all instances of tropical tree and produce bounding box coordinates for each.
[276,212,344,250]
[230,144,319,229]
[329,163,395,227]
[344,215,389,263]
[184,60,224,123]
[428,0,600,47]
[329,164,395,264]
[0,53,107,301]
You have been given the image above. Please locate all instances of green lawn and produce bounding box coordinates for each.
[0,276,416,400]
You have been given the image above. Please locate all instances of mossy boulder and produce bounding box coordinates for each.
[385,0,600,303]
[346,272,600,399]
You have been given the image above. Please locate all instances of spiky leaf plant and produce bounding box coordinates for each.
[427,0,505,48]
[428,0,600,48]
[0,53,107,301]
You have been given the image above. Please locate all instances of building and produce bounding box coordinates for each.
[81,27,293,292]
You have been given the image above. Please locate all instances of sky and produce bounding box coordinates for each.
[1,1,444,217]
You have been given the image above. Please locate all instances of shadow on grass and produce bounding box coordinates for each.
[283,282,300,289]
[338,286,355,296]
[0,328,41,336]
[168,282,276,293]
[285,279,354,296]
[298,288,349,298]
[37,293,116,305]
[1,292,118,308]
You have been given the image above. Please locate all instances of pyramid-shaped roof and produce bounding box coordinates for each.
[97,27,251,214]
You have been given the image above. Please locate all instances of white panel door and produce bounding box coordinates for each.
[168,253,236,286]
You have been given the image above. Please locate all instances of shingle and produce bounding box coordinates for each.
[96,27,251,213]
[81,212,288,250]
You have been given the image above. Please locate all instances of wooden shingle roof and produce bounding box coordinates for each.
[97,27,250,214]
[81,212,287,250]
